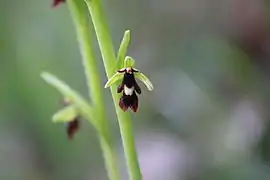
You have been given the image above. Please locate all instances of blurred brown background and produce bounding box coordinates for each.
[2,0,270,179]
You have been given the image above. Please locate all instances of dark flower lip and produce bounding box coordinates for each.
[117,68,141,112]
[117,67,141,112]
[66,118,80,140]
[119,93,139,112]
[60,98,80,139]
[52,0,65,7]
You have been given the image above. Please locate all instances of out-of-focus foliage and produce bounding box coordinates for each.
[2,0,270,180]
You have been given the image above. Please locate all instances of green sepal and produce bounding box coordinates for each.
[116,30,131,69]
[134,72,154,91]
[52,105,78,123]
[104,72,124,88]
[124,56,135,68]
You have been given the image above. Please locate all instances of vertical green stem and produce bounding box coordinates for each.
[67,0,120,180]
[85,0,142,180]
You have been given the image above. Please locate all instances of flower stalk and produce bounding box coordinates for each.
[65,0,120,179]
[84,0,142,179]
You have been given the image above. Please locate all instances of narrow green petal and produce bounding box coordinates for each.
[134,72,154,91]
[124,56,135,68]
[116,30,131,69]
[104,72,123,88]
[52,105,78,123]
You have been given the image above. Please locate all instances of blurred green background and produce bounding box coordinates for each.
[2,0,270,180]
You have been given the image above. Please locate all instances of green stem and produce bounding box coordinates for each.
[85,0,142,180]
[67,0,120,180]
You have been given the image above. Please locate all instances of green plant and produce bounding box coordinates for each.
[42,0,153,179]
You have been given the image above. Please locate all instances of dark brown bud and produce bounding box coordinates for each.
[52,0,65,7]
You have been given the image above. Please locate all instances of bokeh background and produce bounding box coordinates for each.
[2,0,270,179]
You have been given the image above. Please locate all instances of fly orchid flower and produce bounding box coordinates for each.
[53,98,81,139]
[105,56,153,112]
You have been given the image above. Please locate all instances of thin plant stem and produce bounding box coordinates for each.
[85,0,142,179]
[67,0,120,179]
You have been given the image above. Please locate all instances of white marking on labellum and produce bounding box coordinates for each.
[126,67,132,74]
[124,85,134,95]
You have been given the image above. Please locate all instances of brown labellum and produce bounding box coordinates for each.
[61,98,80,140]
[117,68,141,112]
[66,118,79,140]
[119,93,139,112]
